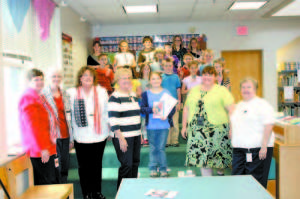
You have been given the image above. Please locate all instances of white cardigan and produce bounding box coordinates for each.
[67,86,109,143]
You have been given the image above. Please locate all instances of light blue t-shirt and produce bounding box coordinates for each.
[147,89,170,130]
[161,73,181,99]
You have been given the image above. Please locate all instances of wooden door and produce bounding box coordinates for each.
[221,50,263,102]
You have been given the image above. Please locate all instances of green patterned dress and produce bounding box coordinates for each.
[185,91,232,169]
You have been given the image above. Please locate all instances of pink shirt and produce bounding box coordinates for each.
[182,76,202,90]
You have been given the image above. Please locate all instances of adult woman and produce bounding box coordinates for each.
[113,40,137,71]
[19,69,59,185]
[108,68,142,189]
[87,40,101,66]
[213,59,231,90]
[188,37,201,60]
[68,66,109,199]
[181,66,234,176]
[172,35,187,67]
[42,69,73,184]
[230,78,275,188]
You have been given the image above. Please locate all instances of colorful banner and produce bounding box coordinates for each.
[8,0,30,32]
[33,0,56,41]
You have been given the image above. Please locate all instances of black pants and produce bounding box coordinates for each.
[113,136,141,190]
[232,147,273,188]
[74,140,106,196]
[56,138,70,183]
[30,155,60,185]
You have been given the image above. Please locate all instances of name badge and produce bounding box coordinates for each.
[54,158,59,168]
[197,116,204,126]
[66,112,71,121]
[246,153,252,162]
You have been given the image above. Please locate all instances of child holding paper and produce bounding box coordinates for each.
[141,72,176,177]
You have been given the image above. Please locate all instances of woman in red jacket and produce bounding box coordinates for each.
[19,69,59,185]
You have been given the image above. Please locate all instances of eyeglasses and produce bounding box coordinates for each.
[175,40,181,42]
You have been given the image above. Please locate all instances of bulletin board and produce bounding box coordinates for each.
[62,33,74,89]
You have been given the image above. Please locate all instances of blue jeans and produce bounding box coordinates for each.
[147,129,169,172]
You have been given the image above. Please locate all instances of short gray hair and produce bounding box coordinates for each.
[240,77,258,89]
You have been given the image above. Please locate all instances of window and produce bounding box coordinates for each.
[4,65,27,154]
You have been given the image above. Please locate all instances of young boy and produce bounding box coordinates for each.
[138,36,155,66]
[96,54,114,95]
[164,43,179,73]
[177,53,193,81]
[161,58,181,147]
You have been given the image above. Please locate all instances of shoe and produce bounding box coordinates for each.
[166,144,170,148]
[160,171,169,177]
[143,140,149,146]
[172,143,180,147]
[150,170,158,177]
[93,192,106,199]
[84,193,93,199]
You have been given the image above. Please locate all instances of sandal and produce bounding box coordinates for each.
[150,170,158,177]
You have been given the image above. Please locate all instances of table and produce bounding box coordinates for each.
[116,175,274,199]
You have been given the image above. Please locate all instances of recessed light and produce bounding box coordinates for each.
[123,5,157,14]
[229,1,267,10]
[272,0,300,16]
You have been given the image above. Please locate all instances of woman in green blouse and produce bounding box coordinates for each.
[181,66,235,176]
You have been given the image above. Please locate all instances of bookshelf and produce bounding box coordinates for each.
[277,62,300,117]
[94,34,200,53]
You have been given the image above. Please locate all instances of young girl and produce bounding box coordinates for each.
[182,61,202,98]
[139,63,152,146]
[114,40,137,72]
[150,48,165,72]
[213,58,231,90]
[141,72,175,177]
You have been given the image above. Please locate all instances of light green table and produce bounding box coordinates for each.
[116,175,274,199]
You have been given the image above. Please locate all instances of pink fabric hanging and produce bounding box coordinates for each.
[33,0,56,41]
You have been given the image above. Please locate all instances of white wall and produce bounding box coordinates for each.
[60,6,92,83]
[92,19,300,108]
[277,37,300,63]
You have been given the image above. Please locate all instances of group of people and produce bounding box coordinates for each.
[19,35,275,199]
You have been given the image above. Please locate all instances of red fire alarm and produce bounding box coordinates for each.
[236,26,248,36]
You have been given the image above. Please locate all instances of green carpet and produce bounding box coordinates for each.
[68,143,232,199]
[68,111,232,199]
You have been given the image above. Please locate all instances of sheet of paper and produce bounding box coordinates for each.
[160,93,178,118]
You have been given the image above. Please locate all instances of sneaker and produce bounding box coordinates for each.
[165,144,170,148]
[150,170,158,177]
[172,143,180,147]
[160,171,169,177]
[93,192,106,199]
[143,140,149,146]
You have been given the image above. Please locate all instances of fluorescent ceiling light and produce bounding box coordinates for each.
[229,1,267,10]
[272,0,300,16]
[124,5,157,14]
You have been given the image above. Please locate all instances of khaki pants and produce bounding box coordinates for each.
[167,109,179,145]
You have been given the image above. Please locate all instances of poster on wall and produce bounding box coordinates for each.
[62,33,74,89]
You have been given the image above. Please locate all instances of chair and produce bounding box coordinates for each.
[4,154,74,199]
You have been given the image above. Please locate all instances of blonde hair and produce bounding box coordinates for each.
[240,77,258,90]
[188,60,199,69]
[204,49,214,56]
[154,48,166,61]
[114,68,132,84]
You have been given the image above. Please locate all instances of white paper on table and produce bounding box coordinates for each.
[160,93,178,118]
[284,86,294,101]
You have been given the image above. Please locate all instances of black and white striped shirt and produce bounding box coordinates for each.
[108,91,141,138]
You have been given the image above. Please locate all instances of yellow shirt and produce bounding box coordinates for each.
[185,84,234,125]
[114,79,141,93]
